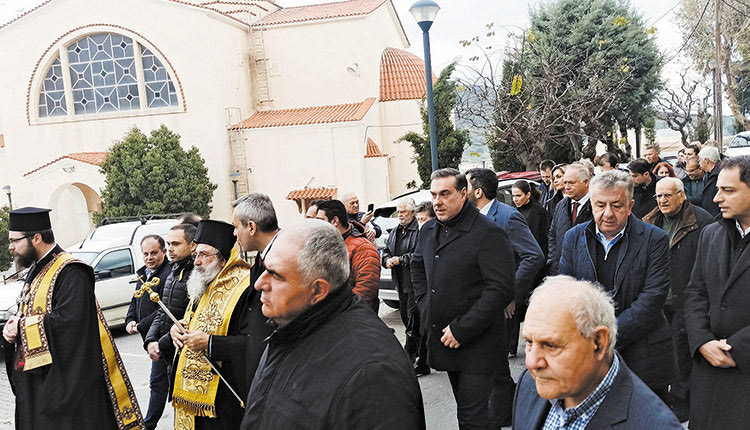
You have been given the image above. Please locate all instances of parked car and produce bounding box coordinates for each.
[68,219,177,327]
[725,131,750,157]
[0,219,177,330]
[375,175,539,308]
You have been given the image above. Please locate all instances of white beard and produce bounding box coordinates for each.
[186,259,222,301]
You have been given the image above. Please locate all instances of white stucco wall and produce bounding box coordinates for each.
[258,2,408,109]
[0,0,254,236]
[376,98,422,194]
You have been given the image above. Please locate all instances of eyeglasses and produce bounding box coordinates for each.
[654,192,682,200]
[195,251,218,259]
[8,235,32,245]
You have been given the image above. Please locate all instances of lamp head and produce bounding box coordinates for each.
[1,185,9,196]
[409,0,440,31]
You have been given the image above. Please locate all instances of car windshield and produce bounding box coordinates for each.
[730,134,750,148]
[70,252,99,265]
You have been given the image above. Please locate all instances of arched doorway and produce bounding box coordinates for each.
[48,182,102,246]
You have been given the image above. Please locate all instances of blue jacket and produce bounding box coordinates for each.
[483,200,544,302]
[512,353,682,430]
[547,196,592,275]
[558,216,676,390]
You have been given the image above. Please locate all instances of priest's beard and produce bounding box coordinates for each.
[13,244,38,269]
[187,259,223,301]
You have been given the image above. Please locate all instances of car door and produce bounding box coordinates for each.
[93,248,137,327]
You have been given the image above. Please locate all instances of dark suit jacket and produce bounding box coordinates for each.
[558,216,676,390]
[483,200,544,302]
[547,196,592,275]
[512,354,682,430]
[411,202,515,373]
[125,259,171,341]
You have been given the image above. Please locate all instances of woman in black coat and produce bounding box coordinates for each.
[544,163,567,214]
[512,180,550,257]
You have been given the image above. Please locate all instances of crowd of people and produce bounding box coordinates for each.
[2,140,750,430]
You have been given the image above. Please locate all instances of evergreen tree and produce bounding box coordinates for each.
[0,206,11,271]
[98,125,217,221]
[400,63,469,187]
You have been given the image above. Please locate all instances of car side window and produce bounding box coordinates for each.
[94,249,134,278]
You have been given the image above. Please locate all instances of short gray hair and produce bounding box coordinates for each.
[397,198,417,213]
[577,159,595,178]
[282,220,350,289]
[566,162,591,181]
[657,177,684,193]
[591,170,634,201]
[531,275,618,355]
[233,193,279,232]
[342,193,357,202]
[699,147,720,163]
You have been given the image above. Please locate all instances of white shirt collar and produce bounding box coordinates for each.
[573,192,591,206]
[479,200,493,215]
[260,232,278,259]
[736,221,750,238]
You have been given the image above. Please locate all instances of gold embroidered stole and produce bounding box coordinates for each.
[173,247,251,429]
[19,252,145,430]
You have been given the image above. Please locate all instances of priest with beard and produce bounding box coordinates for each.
[167,220,257,430]
[2,207,143,429]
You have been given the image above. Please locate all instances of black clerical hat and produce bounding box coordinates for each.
[8,207,52,232]
[194,220,236,261]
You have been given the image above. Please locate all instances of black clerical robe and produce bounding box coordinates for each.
[2,245,118,429]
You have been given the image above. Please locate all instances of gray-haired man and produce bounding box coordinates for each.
[241,220,425,429]
[381,198,428,375]
[514,276,682,429]
[558,170,676,400]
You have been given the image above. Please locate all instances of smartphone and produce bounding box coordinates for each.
[367,203,374,212]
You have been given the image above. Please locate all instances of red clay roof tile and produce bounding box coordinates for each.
[379,48,436,101]
[286,187,338,200]
[23,152,108,177]
[364,137,387,158]
[231,98,375,129]
[255,0,386,26]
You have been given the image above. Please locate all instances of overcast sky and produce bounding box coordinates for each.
[0,0,690,77]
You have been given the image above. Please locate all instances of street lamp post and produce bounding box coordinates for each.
[410,0,440,172]
[2,185,11,210]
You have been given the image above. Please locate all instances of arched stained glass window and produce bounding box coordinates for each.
[38,58,67,117]
[37,32,179,119]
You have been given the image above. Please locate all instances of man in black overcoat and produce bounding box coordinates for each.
[685,156,750,429]
[411,168,515,429]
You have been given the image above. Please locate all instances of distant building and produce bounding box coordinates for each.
[0,0,426,245]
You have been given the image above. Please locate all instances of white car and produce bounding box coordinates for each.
[724,131,750,158]
[0,220,177,329]
[68,219,177,327]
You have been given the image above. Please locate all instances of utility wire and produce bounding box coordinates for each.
[648,1,681,26]
[722,0,750,17]
[664,0,712,64]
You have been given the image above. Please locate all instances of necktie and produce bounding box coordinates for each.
[572,201,580,223]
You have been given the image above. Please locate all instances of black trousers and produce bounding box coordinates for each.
[665,304,692,407]
[398,287,427,367]
[447,371,495,430]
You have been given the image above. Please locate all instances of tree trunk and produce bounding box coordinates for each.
[722,42,748,131]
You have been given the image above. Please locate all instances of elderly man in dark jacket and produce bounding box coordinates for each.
[684,156,750,429]
[559,170,676,400]
[241,220,425,429]
[642,177,713,421]
[381,197,427,375]
[547,163,592,275]
[689,146,722,216]
[411,168,515,429]
[124,234,172,430]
